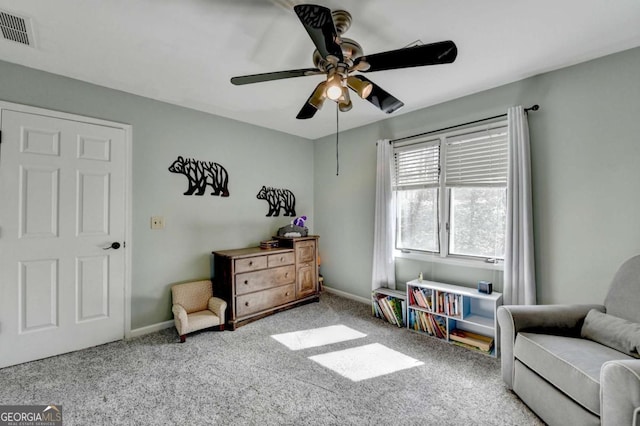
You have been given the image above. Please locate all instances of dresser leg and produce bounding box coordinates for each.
[180,335,186,343]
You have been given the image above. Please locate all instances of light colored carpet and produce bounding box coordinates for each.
[0,292,542,425]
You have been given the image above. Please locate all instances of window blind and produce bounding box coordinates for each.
[444,126,508,187]
[393,140,440,190]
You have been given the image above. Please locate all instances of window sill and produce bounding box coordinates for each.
[394,251,504,271]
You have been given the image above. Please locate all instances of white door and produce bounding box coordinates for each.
[0,107,127,368]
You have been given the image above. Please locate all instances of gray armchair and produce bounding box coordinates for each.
[498,255,640,426]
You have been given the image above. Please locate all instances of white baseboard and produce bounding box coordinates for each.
[128,288,370,338]
[128,320,174,339]
[323,286,370,305]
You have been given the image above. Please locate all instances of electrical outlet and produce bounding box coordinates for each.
[151,216,164,230]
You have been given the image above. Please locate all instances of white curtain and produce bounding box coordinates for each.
[371,139,396,290]
[504,106,536,305]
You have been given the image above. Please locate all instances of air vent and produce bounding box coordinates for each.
[0,10,35,47]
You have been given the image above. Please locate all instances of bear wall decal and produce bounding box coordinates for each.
[168,156,229,197]
[256,186,296,217]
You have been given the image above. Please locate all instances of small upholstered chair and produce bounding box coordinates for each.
[171,280,227,342]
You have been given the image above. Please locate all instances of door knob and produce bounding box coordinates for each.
[103,242,121,250]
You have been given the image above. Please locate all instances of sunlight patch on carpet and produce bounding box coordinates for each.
[308,343,424,382]
[271,325,366,350]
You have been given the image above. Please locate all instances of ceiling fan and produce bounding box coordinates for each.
[230,4,458,119]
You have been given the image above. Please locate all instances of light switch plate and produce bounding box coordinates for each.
[151,216,164,230]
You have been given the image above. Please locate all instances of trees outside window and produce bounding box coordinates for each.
[449,187,506,259]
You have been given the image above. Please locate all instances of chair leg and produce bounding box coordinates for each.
[180,335,186,343]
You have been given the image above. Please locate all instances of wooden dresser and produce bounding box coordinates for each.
[212,236,319,330]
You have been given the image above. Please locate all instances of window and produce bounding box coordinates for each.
[394,140,440,253]
[393,122,508,262]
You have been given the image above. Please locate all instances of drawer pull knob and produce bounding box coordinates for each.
[280,257,284,261]
[244,280,248,285]
[245,302,249,306]
[286,292,290,296]
[285,273,289,277]
[248,261,253,266]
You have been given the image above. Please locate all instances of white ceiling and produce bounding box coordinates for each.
[1,0,639,140]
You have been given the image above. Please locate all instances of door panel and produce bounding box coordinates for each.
[0,108,127,368]
[76,255,109,322]
[77,171,109,235]
[19,259,58,332]
[20,127,60,156]
[296,241,315,263]
[296,263,316,297]
[20,166,59,238]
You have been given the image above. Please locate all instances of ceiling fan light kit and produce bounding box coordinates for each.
[231,4,458,119]
[325,70,344,101]
[347,76,373,99]
[338,88,352,112]
[308,82,327,109]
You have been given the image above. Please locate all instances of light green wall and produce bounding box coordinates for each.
[2,46,638,329]
[0,60,314,329]
[314,47,640,304]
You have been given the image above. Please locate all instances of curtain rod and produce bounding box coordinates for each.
[390,104,540,144]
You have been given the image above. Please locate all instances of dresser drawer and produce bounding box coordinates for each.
[236,284,296,317]
[234,255,267,274]
[235,265,295,295]
[267,252,295,268]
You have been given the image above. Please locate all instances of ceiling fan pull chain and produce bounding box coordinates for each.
[336,103,340,176]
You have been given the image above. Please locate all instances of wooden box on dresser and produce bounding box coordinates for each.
[212,236,319,330]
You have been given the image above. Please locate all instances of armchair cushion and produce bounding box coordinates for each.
[581,309,640,358]
[514,332,634,416]
[182,310,221,334]
[497,304,604,388]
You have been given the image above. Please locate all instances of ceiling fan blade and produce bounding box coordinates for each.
[296,82,326,119]
[231,68,322,85]
[294,4,343,61]
[355,40,457,73]
[349,75,404,114]
[296,102,319,120]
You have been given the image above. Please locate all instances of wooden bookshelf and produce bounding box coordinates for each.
[371,287,406,327]
[406,279,503,357]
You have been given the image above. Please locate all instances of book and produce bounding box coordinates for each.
[412,288,425,308]
[374,294,403,326]
[424,313,434,335]
[451,340,492,354]
[372,298,383,319]
[431,315,446,339]
[408,289,416,306]
[421,312,430,334]
[378,297,395,325]
[449,329,493,352]
[385,296,402,327]
[411,287,435,310]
